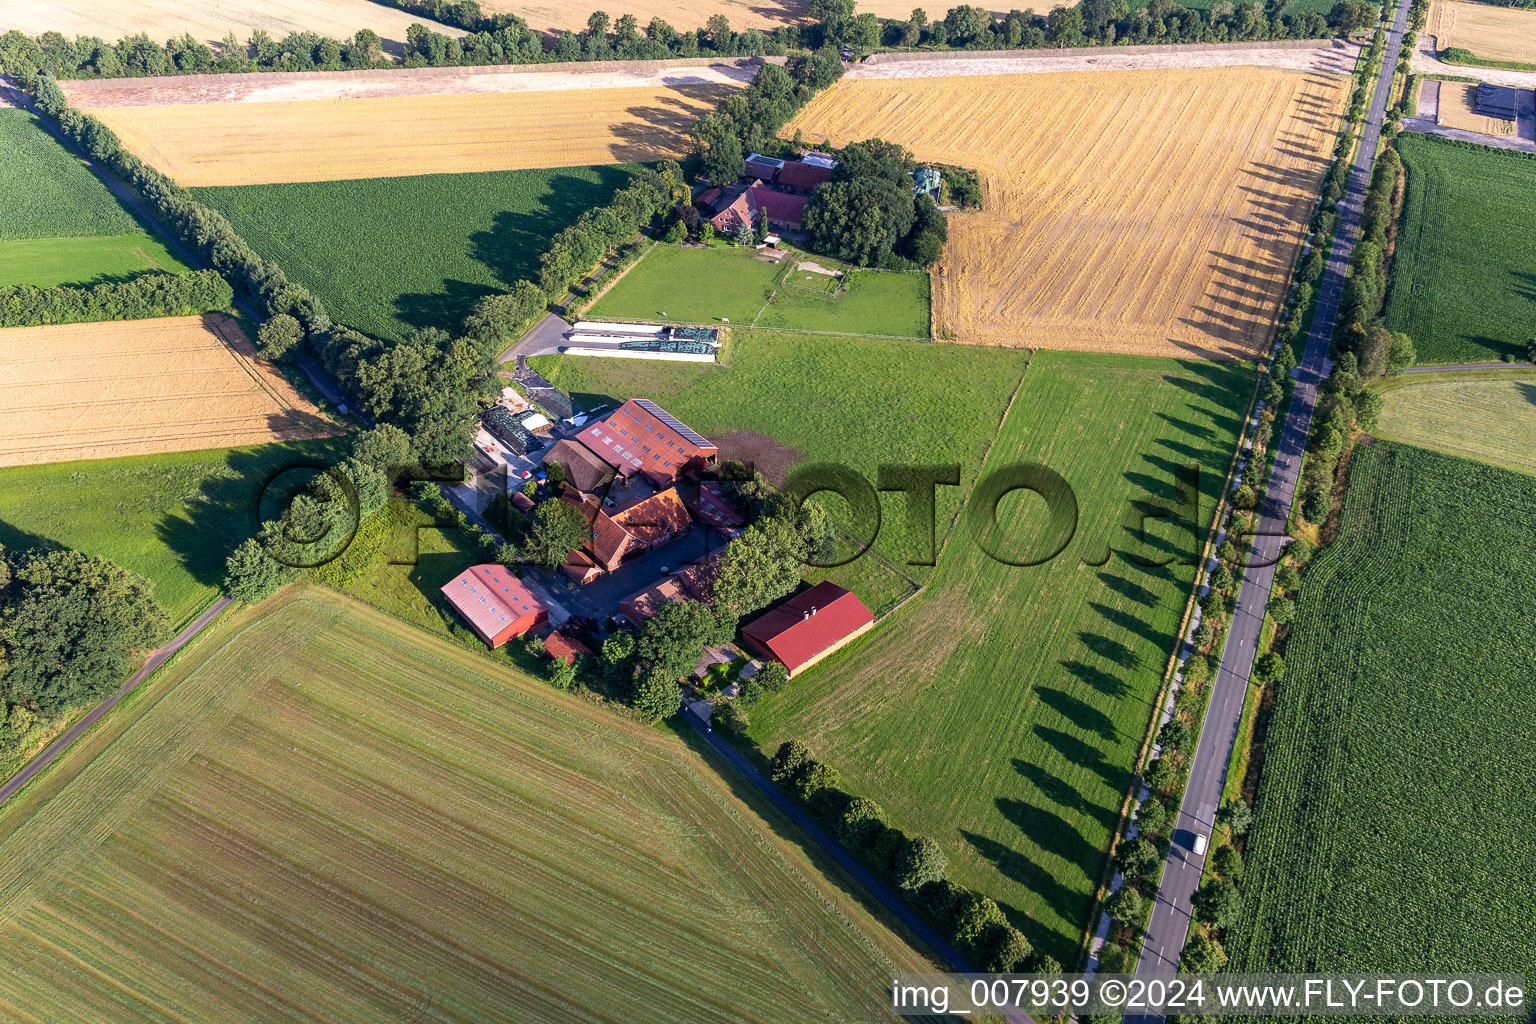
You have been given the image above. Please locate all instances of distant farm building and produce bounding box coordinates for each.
[777,159,832,194]
[441,564,548,648]
[749,187,810,232]
[511,363,575,421]
[482,405,542,456]
[1475,83,1519,120]
[560,485,693,579]
[546,438,616,493]
[741,582,875,676]
[684,480,747,531]
[619,559,716,622]
[745,152,786,179]
[562,321,720,362]
[544,628,592,666]
[574,398,717,486]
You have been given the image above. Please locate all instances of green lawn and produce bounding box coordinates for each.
[1371,369,1536,476]
[0,438,349,628]
[0,586,940,1023]
[744,351,1251,964]
[589,243,781,325]
[1384,135,1536,364]
[530,330,1029,572]
[195,165,640,343]
[589,243,932,337]
[0,107,190,287]
[1230,442,1536,980]
[0,233,189,287]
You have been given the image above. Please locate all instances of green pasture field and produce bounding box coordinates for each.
[0,233,190,288]
[1229,442,1536,979]
[0,438,348,628]
[530,330,1030,573]
[195,165,640,343]
[1371,369,1536,476]
[0,587,940,1023]
[588,243,932,337]
[744,351,1251,963]
[0,108,190,287]
[1384,135,1536,364]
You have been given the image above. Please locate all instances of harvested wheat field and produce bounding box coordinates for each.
[786,67,1349,358]
[0,314,336,467]
[83,76,744,185]
[1436,80,1517,134]
[0,0,460,53]
[483,0,805,35]
[1430,0,1536,64]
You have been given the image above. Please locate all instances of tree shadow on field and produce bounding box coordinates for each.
[0,521,63,560]
[608,82,740,164]
[1036,686,1121,742]
[1059,659,1130,701]
[1032,723,1121,789]
[1012,758,1120,833]
[154,438,350,594]
[960,827,1083,965]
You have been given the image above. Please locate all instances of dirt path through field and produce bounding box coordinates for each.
[851,40,1361,80]
[60,57,765,107]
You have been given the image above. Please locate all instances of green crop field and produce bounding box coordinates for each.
[1384,135,1536,364]
[0,438,348,628]
[589,243,932,337]
[0,108,191,287]
[744,351,1251,963]
[1371,370,1536,476]
[1229,442,1536,979]
[195,165,640,343]
[0,233,189,288]
[530,330,1029,571]
[0,587,939,1023]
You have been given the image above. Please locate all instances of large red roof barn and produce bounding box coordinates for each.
[741,582,875,676]
[441,564,548,649]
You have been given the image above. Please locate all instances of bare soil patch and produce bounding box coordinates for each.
[0,314,338,467]
[1437,80,1516,135]
[712,430,802,485]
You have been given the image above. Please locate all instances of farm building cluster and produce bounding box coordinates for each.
[442,396,874,683]
[699,151,837,235]
[560,321,721,361]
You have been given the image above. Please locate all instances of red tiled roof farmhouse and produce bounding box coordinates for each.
[749,187,809,231]
[575,399,717,486]
[776,160,832,193]
[441,564,548,649]
[741,582,874,676]
[544,629,592,666]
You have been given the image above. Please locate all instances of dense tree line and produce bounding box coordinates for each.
[0,545,169,762]
[693,51,846,185]
[537,164,687,297]
[0,270,230,328]
[767,741,1054,973]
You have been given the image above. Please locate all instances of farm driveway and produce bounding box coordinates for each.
[0,597,233,808]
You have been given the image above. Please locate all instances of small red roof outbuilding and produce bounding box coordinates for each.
[441,564,548,649]
[741,581,874,676]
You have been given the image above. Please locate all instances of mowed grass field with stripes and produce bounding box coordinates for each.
[0,588,938,1023]
[747,352,1251,962]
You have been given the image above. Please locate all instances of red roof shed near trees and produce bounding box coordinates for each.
[740,582,874,676]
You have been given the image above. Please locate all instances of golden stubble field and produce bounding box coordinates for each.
[1430,0,1536,64]
[1435,80,1516,135]
[785,67,1350,359]
[0,0,459,52]
[83,78,742,186]
[0,314,336,466]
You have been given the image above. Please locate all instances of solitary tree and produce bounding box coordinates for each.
[1193,877,1243,930]
[632,667,682,721]
[523,498,589,569]
[1216,797,1253,836]
[894,835,948,890]
[1106,884,1145,927]
[1254,651,1285,684]
[1180,933,1228,973]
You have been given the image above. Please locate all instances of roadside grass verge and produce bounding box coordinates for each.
[1383,134,1536,364]
[743,351,1251,963]
[0,586,942,1023]
[0,437,349,628]
[195,164,641,343]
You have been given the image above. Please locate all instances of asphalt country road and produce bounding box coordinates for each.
[0,597,233,808]
[1124,2,1414,1010]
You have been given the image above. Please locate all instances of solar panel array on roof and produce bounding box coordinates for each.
[668,325,720,344]
[634,399,711,448]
